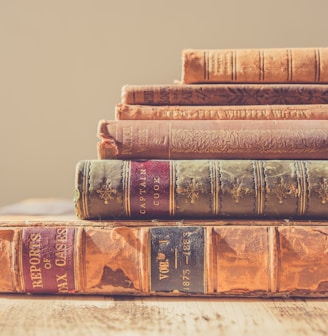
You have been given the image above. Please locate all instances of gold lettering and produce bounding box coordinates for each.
[56,273,69,293]
[55,252,66,267]
[159,259,170,280]
[30,264,43,288]
[55,228,68,267]
[138,129,148,152]
[29,257,41,265]
[56,273,68,282]
[139,166,147,214]
[31,279,43,288]
[30,265,41,273]
[29,248,41,257]
[55,243,66,251]
[122,127,133,154]
[28,232,43,288]
[30,233,41,242]
[159,260,169,273]
[30,272,42,280]
[153,176,160,207]
[56,228,68,242]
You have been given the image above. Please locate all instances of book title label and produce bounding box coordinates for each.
[129,160,171,217]
[21,227,76,294]
[150,226,205,294]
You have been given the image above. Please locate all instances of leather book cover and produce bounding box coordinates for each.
[182,48,328,84]
[75,159,328,220]
[97,119,328,160]
[1,216,328,297]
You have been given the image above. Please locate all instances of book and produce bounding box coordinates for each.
[121,84,328,106]
[97,119,328,160]
[74,159,328,220]
[1,215,328,297]
[181,47,328,84]
[115,103,328,120]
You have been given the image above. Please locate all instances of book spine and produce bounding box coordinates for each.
[182,48,328,84]
[2,225,328,297]
[74,160,328,220]
[97,119,328,160]
[121,84,328,105]
[115,104,328,120]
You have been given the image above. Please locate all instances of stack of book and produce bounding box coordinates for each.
[2,48,328,297]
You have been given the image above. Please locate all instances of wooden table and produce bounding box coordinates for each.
[0,295,327,335]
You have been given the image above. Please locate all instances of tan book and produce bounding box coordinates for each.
[121,83,328,106]
[97,119,328,160]
[115,103,328,120]
[182,47,328,84]
[1,215,328,297]
[75,160,328,220]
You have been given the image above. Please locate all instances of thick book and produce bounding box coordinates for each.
[75,159,328,220]
[1,215,328,297]
[115,103,328,120]
[121,84,328,106]
[97,119,328,160]
[182,47,328,84]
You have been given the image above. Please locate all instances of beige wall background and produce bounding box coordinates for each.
[1,0,328,207]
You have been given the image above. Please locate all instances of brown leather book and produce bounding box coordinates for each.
[1,215,328,297]
[115,103,328,120]
[182,48,328,84]
[75,160,328,220]
[97,119,328,160]
[121,84,328,105]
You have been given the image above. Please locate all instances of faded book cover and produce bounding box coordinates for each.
[182,48,328,84]
[121,84,328,106]
[115,104,328,120]
[97,119,328,160]
[1,215,328,297]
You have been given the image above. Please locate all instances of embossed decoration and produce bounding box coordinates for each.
[176,177,207,204]
[96,177,117,204]
[170,129,328,154]
[316,177,328,204]
[268,177,298,204]
[230,177,250,204]
[222,177,252,204]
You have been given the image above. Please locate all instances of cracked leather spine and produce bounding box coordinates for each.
[1,222,328,296]
[74,159,328,220]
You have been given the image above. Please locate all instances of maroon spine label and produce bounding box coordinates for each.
[21,227,76,294]
[129,160,171,218]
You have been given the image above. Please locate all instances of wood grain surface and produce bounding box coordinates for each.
[0,295,327,335]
